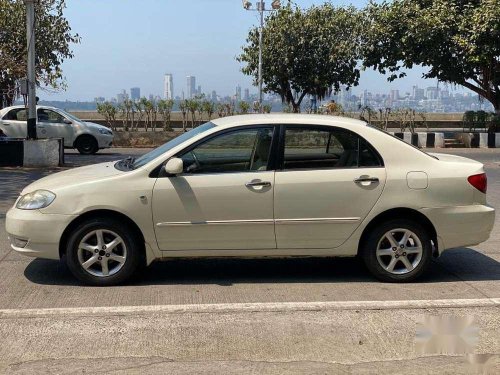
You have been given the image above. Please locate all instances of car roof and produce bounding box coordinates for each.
[210,114,367,130]
[1,105,60,111]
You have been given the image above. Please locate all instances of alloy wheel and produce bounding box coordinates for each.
[77,229,127,277]
[375,228,423,275]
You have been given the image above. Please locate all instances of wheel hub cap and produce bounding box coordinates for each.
[375,228,423,275]
[77,229,127,277]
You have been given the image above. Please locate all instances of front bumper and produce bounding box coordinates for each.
[5,208,76,260]
[421,204,495,253]
[97,134,114,149]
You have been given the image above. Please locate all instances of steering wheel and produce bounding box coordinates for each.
[186,151,202,173]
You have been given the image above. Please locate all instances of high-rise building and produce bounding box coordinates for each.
[211,90,217,102]
[426,86,439,100]
[187,76,196,98]
[197,85,202,96]
[412,85,425,101]
[390,90,399,101]
[164,74,174,100]
[117,89,127,104]
[236,85,242,101]
[130,87,140,101]
[244,88,250,101]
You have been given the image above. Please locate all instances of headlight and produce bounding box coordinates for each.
[16,190,56,210]
[98,128,112,135]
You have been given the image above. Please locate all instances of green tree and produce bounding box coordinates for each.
[0,0,80,108]
[362,0,500,113]
[186,99,199,129]
[157,99,174,131]
[202,100,215,121]
[179,100,188,132]
[96,102,117,130]
[238,101,250,114]
[238,3,363,112]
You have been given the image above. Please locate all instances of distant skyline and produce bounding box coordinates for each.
[42,0,473,101]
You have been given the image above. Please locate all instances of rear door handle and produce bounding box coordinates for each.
[354,177,379,184]
[245,180,272,188]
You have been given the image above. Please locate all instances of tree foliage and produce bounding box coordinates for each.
[362,0,500,112]
[0,0,80,108]
[238,3,363,112]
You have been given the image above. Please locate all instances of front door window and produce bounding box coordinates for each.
[179,127,274,174]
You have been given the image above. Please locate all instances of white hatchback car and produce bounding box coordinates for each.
[0,105,114,154]
[6,114,495,285]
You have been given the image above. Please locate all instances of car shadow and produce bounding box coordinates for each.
[23,247,500,287]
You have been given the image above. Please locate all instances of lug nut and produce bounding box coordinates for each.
[106,253,110,257]
[94,249,99,253]
[395,255,399,258]
[401,245,405,249]
[403,252,407,256]
[102,246,106,250]
[98,256,102,260]
[392,247,397,251]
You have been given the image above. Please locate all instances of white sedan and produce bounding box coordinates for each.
[0,105,114,154]
[6,114,495,285]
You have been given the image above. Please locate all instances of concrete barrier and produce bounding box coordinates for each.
[23,138,64,167]
[389,132,444,148]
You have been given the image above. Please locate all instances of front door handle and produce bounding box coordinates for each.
[354,177,379,184]
[245,180,272,188]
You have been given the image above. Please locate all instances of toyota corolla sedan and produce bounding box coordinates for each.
[6,114,495,285]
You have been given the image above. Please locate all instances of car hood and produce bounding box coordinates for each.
[84,121,112,132]
[21,162,123,194]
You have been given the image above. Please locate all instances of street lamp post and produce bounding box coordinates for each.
[24,0,37,140]
[242,1,280,112]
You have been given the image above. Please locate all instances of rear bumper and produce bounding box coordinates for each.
[421,205,495,253]
[5,207,76,260]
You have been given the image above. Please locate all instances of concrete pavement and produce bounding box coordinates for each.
[0,148,499,373]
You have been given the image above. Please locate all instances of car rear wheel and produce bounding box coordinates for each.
[65,218,143,286]
[361,219,432,282]
[75,135,98,155]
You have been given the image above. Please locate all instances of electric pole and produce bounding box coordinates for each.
[25,0,37,140]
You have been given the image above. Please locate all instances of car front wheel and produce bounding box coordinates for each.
[361,219,433,282]
[75,135,99,155]
[65,218,143,286]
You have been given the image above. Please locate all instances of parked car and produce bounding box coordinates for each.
[6,114,495,285]
[0,105,113,154]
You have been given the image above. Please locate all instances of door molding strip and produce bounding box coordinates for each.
[275,217,360,224]
[157,218,359,227]
[157,219,274,227]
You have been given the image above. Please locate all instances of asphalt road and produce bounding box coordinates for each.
[0,148,499,374]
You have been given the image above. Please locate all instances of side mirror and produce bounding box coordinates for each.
[63,119,72,125]
[164,157,183,175]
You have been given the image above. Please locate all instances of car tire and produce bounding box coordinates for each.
[65,218,144,286]
[75,135,99,155]
[361,219,433,282]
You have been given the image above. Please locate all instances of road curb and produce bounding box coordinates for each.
[1,298,499,319]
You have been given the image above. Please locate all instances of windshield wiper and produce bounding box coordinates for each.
[121,156,136,169]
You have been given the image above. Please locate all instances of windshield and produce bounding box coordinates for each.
[57,109,82,122]
[131,122,216,169]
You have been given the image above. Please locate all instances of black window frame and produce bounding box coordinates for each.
[152,124,280,178]
[277,124,384,171]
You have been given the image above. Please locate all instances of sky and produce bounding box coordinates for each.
[42,0,461,101]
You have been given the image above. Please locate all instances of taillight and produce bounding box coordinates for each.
[468,173,487,194]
